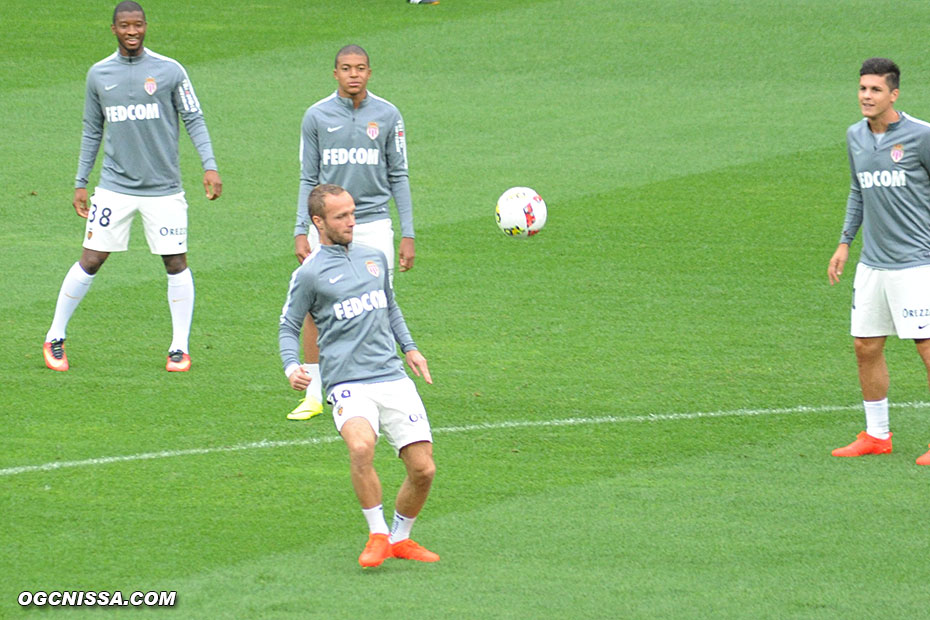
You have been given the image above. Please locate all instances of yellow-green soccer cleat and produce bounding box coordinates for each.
[287,395,324,420]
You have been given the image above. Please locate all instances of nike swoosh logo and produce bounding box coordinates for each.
[919,324,930,330]
[329,274,344,284]
[327,125,343,133]
[105,84,118,91]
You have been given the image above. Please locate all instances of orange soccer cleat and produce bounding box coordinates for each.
[43,339,69,371]
[391,538,440,562]
[359,533,391,568]
[831,431,892,457]
[166,350,191,372]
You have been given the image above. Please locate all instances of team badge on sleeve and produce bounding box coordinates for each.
[144,77,157,95]
[891,144,904,163]
[367,122,379,140]
[366,261,380,278]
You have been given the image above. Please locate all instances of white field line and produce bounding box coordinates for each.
[3,401,929,478]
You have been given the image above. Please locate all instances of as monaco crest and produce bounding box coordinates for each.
[366,260,380,277]
[144,77,157,95]
[367,122,379,140]
[891,144,904,163]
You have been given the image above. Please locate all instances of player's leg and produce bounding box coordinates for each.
[833,264,894,456]
[394,441,436,520]
[914,339,930,465]
[44,187,134,370]
[331,385,391,566]
[342,416,383,510]
[161,252,193,371]
[44,248,110,371]
[287,319,323,419]
[140,192,193,371]
[376,378,438,562]
[833,337,893,456]
[389,441,439,562]
[342,417,390,568]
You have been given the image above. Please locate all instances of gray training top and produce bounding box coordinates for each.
[75,48,217,196]
[841,112,930,269]
[279,242,417,394]
[294,91,414,238]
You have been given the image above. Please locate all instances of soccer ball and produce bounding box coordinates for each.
[495,187,547,237]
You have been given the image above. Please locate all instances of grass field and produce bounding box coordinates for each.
[5,0,930,617]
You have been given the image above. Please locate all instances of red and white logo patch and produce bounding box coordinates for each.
[144,77,157,95]
[366,260,380,277]
[891,144,904,163]
[367,122,379,140]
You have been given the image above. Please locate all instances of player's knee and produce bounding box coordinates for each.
[854,337,884,360]
[162,253,188,274]
[79,250,108,274]
[406,451,436,485]
[416,459,436,485]
[343,431,376,464]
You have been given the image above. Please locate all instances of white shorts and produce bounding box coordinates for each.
[83,187,188,255]
[327,377,432,455]
[306,217,394,281]
[851,263,930,339]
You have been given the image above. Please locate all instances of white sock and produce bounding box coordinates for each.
[46,262,95,341]
[362,504,389,535]
[304,363,322,401]
[167,268,194,353]
[389,511,416,543]
[864,398,890,439]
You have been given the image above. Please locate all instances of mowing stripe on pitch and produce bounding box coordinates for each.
[3,401,929,477]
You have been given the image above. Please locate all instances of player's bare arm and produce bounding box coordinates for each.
[398,237,415,272]
[73,188,90,218]
[405,350,432,384]
[295,234,311,263]
[828,243,849,285]
[203,170,222,200]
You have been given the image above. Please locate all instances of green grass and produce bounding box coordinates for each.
[5,0,930,617]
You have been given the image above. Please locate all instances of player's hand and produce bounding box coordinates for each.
[295,235,311,263]
[287,366,312,391]
[203,170,222,200]
[405,350,432,384]
[73,188,90,218]
[399,237,415,272]
[828,243,849,285]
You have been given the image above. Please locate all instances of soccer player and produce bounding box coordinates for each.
[279,184,439,568]
[288,44,416,420]
[828,58,930,465]
[42,1,221,373]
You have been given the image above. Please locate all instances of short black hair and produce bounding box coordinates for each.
[860,57,900,91]
[334,45,369,67]
[113,1,145,24]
